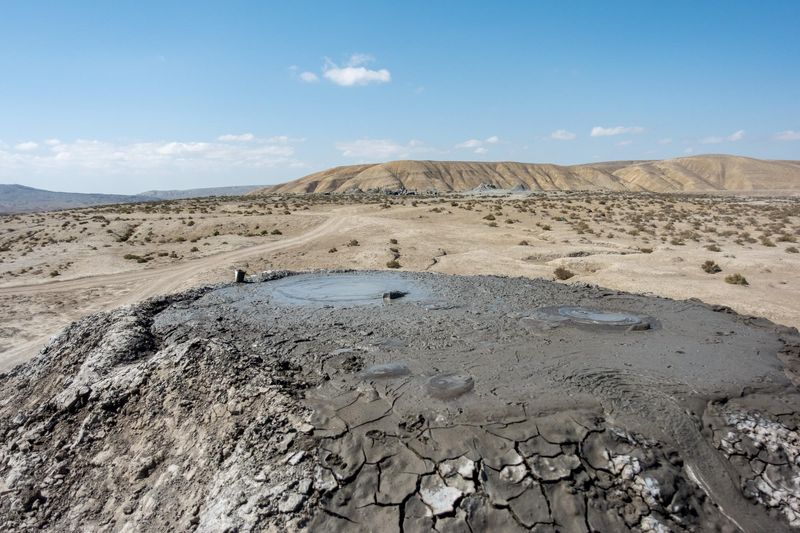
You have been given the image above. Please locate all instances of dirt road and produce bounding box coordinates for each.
[0,213,347,370]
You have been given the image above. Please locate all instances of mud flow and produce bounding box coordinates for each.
[1,270,799,532]
[528,305,657,331]
[268,272,428,307]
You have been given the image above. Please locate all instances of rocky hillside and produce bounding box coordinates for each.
[255,155,800,194]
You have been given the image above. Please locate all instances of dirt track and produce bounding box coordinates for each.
[0,213,347,370]
[2,193,799,375]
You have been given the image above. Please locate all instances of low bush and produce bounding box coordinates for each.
[724,273,748,286]
[701,260,722,274]
[554,266,574,280]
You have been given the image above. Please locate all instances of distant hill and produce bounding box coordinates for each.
[253,155,800,195]
[0,184,156,214]
[0,184,266,214]
[136,185,264,200]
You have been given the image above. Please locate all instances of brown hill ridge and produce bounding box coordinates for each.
[255,155,800,194]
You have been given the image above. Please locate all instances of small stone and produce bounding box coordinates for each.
[314,466,337,492]
[278,492,306,513]
[296,477,312,495]
[286,450,305,465]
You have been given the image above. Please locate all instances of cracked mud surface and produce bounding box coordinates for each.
[1,270,799,531]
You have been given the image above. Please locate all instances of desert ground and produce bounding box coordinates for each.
[1,191,799,372]
[3,191,800,531]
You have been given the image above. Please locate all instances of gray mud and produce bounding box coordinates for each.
[268,271,430,307]
[527,305,658,331]
[1,270,799,532]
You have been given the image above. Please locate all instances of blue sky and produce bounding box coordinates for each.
[1,1,799,193]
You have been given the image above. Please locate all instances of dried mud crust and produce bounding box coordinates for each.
[0,270,798,532]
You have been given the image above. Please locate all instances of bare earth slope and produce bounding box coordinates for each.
[258,155,800,194]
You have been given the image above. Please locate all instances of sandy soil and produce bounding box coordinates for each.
[1,192,799,371]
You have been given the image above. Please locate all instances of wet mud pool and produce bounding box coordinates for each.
[2,270,800,532]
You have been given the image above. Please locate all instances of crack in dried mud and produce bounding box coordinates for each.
[1,270,798,531]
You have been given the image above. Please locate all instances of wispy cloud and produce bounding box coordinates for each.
[299,71,319,83]
[728,129,745,141]
[217,133,254,142]
[590,126,645,137]
[335,138,430,159]
[322,54,391,87]
[616,140,633,146]
[0,135,302,176]
[14,141,39,151]
[455,136,500,154]
[550,129,576,141]
[775,130,800,141]
[658,138,672,145]
[700,130,745,144]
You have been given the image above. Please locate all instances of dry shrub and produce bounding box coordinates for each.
[554,266,574,280]
[724,273,748,286]
[701,260,722,274]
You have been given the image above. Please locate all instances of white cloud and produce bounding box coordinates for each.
[44,138,61,146]
[728,129,745,141]
[456,139,482,149]
[775,130,800,141]
[324,65,391,86]
[700,130,745,144]
[658,138,672,145]
[455,136,500,154]
[550,129,576,141]
[157,142,212,155]
[14,141,39,151]
[616,140,633,146]
[346,53,373,67]
[590,126,645,137]
[322,54,391,87]
[335,139,430,160]
[0,135,301,178]
[217,133,255,142]
[299,71,319,83]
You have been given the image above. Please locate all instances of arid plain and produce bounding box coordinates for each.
[2,188,799,372]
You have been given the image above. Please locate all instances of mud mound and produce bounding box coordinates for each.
[1,271,799,532]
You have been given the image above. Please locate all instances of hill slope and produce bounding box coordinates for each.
[0,184,156,214]
[255,155,800,194]
[0,184,267,214]
[137,185,264,200]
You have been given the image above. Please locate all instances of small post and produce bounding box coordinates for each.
[234,269,246,283]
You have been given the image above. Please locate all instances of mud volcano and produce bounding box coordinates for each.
[1,270,799,532]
